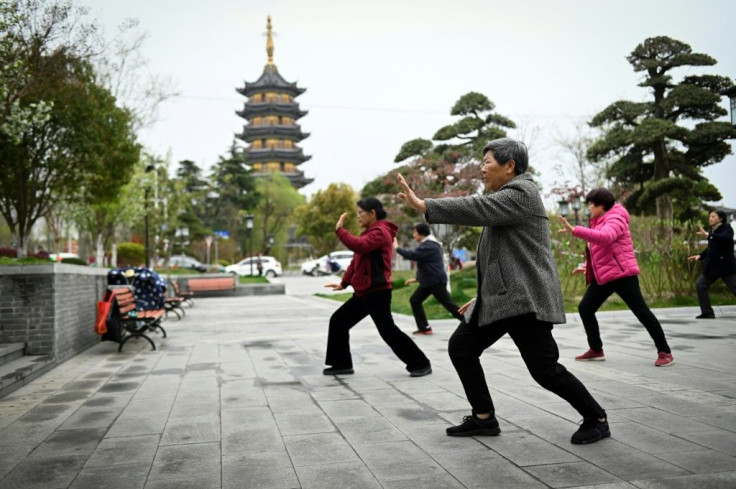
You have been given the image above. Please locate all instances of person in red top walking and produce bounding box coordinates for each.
[559,188,674,367]
[323,197,432,377]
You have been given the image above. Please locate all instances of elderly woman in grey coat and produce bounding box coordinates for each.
[397,137,609,445]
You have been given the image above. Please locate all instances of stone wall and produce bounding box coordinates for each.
[0,264,108,362]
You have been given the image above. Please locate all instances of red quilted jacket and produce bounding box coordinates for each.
[337,220,398,296]
[572,203,640,285]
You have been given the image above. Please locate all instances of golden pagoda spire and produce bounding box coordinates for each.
[265,15,275,67]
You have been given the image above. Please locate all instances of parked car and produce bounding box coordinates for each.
[300,250,354,276]
[168,254,208,273]
[225,256,283,277]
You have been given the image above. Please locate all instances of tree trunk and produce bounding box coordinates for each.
[95,233,104,267]
[14,232,28,258]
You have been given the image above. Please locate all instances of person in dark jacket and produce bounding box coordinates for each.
[393,223,463,335]
[688,210,736,319]
[398,138,609,445]
[323,197,432,377]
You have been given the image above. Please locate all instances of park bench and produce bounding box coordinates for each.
[187,276,237,293]
[171,280,195,307]
[162,281,186,320]
[104,286,166,352]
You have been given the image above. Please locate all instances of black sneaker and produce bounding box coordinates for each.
[695,313,715,319]
[446,413,501,437]
[571,418,610,445]
[409,365,432,377]
[322,366,354,375]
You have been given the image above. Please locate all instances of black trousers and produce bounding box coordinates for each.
[695,273,736,315]
[410,283,464,329]
[578,275,670,353]
[325,289,431,372]
[448,314,606,419]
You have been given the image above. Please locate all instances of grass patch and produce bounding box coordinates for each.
[238,275,269,284]
[317,266,736,317]
[0,257,53,265]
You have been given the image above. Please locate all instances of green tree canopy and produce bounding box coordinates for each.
[253,173,305,261]
[588,36,736,222]
[0,0,140,256]
[296,183,359,256]
[369,91,516,251]
[206,142,259,245]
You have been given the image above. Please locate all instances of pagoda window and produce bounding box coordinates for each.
[284,140,293,148]
[284,163,295,172]
[267,162,280,172]
[252,140,262,149]
[253,163,263,172]
[277,140,284,148]
[252,94,262,102]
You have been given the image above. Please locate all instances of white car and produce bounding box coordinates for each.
[300,250,354,276]
[225,256,282,277]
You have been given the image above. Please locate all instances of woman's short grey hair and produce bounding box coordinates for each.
[482,138,529,175]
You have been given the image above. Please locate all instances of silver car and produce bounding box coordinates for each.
[300,251,354,276]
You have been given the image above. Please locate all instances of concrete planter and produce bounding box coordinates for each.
[0,264,108,361]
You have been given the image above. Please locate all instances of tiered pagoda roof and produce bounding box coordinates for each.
[235,16,313,189]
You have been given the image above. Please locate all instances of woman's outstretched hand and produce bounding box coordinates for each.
[558,216,574,234]
[397,173,427,213]
[458,298,475,315]
[324,283,344,291]
[696,224,708,238]
[335,212,348,231]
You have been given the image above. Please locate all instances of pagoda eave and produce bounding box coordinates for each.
[250,171,314,189]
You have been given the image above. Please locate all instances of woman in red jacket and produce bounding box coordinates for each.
[559,188,674,367]
[323,197,432,377]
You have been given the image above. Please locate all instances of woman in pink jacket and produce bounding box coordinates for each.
[560,188,674,367]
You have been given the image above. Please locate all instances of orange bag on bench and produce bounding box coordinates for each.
[95,290,114,334]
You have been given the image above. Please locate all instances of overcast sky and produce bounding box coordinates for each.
[82,0,736,210]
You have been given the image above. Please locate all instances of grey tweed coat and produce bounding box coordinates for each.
[425,173,566,326]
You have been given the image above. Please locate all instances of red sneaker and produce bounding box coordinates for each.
[412,329,433,335]
[575,349,605,361]
[654,352,674,367]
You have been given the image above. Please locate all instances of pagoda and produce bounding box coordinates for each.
[235,16,313,189]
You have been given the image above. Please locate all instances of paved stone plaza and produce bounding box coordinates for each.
[1,275,735,488]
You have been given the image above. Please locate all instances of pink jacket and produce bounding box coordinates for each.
[572,203,640,285]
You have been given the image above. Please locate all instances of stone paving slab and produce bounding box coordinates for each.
[0,275,735,488]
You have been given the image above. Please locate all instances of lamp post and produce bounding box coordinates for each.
[245,214,254,275]
[144,164,155,268]
[721,85,736,128]
[571,197,582,225]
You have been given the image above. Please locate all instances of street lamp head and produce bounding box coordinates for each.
[571,198,582,211]
[245,214,254,230]
[558,199,570,218]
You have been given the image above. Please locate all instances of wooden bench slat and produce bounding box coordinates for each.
[187,277,236,292]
